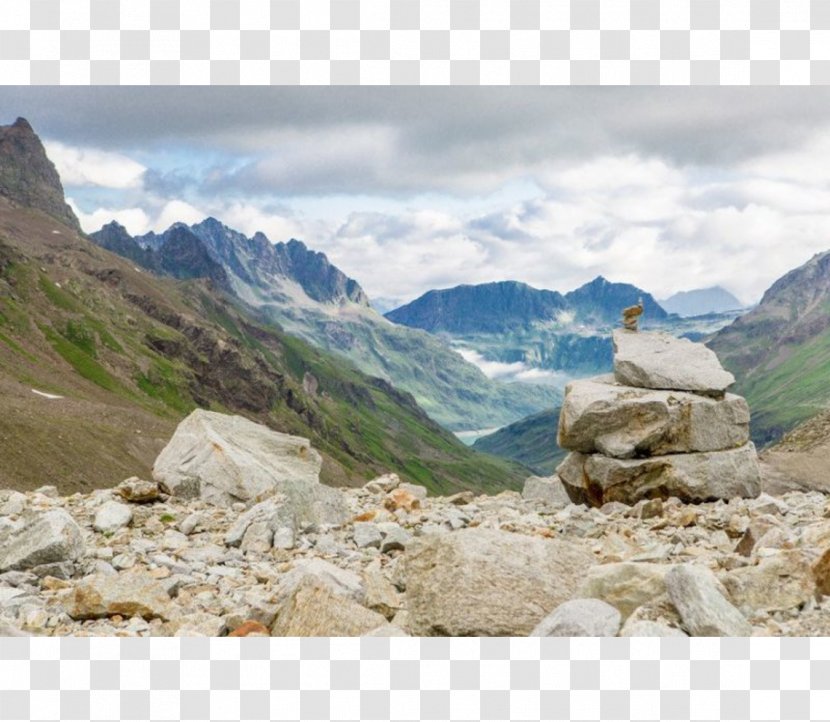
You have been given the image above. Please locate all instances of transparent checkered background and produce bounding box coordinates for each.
[1,637,830,721]
[3,1,830,721]
[0,0,828,84]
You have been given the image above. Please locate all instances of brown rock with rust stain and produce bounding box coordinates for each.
[813,548,830,597]
[228,620,270,637]
[64,568,173,621]
[384,489,420,513]
[116,477,162,503]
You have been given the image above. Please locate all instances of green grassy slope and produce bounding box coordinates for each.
[0,200,529,495]
[473,407,565,476]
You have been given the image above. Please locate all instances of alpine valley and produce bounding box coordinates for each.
[0,117,536,495]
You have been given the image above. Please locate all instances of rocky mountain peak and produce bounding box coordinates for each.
[0,117,80,230]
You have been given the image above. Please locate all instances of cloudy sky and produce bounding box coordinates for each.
[3,87,830,306]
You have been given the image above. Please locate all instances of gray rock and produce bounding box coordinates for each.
[399,483,428,500]
[353,522,382,549]
[613,329,735,396]
[271,576,386,637]
[178,513,202,536]
[721,551,815,613]
[403,528,595,636]
[0,510,85,572]
[153,410,348,526]
[522,476,571,505]
[93,501,133,534]
[377,523,411,553]
[558,444,761,506]
[364,474,401,494]
[576,562,670,620]
[274,558,365,607]
[0,491,26,516]
[665,564,752,637]
[620,620,688,637]
[224,497,295,552]
[530,598,621,637]
[558,376,749,458]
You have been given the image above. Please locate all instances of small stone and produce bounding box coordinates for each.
[620,620,688,637]
[447,491,475,506]
[162,529,188,551]
[0,492,26,516]
[363,562,402,620]
[272,527,295,550]
[600,501,629,516]
[384,489,420,513]
[399,483,428,500]
[522,475,572,505]
[178,513,202,536]
[112,553,136,570]
[364,474,401,494]
[377,523,411,553]
[174,612,227,637]
[228,620,270,637]
[93,501,133,534]
[530,599,621,637]
[353,522,382,549]
[116,477,162,503]
[33,485,59,498]
[665,564,752,636]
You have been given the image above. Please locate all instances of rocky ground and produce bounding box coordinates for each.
[2,469,830,638]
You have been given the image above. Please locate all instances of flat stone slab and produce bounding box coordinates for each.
[613,329,735,397]
[558,375,750,458]
[557,443,761,506]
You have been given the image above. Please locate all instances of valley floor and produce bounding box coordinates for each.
[2,462,830,637]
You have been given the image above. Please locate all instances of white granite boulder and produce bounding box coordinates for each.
[613,329,735,397]
[558,375,750,459]
[152,409,347,525]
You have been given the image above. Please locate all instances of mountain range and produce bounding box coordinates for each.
[660,286,743,317]
[0,116,531,494]
[91,220,559,433]
[386,276,667,334]
[710,248,830,445]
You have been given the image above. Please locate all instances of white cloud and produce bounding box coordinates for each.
[68,199,151,235]
[45,141,146,189]
[455,347,570,386]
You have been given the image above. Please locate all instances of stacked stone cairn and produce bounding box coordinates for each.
[556,328,762,506]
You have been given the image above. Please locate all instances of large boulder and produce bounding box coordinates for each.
[152,409,347,524]
[721,551,815,614]
[557,444,761,506]
[0,509,85,572]
[558,376,749,458]
[612,329,735,397]
[402,528,595,636]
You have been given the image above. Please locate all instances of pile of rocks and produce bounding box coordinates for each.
[2,405,830,639]
[556,329,762,506]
